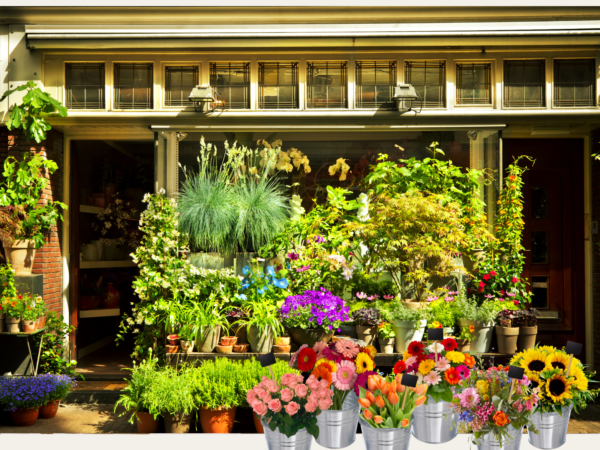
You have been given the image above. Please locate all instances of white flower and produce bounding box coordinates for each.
[159,188,166,195]
[357,193,370,222]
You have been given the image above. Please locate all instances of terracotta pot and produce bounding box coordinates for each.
[93,195,107,208]
[332,336,350,343]
[164,413,193,433]
[288,327,333,348]
[272,344,291,353]
[455,338,471,352]
[180,340,195,353]
[5,316,20,333]
[22,319,36,333]
[135,411,160,433]
[378,338,395,354]
[167,335,180,346]
[401,300,426,310]
[165,345,179,353]
[253,411,264,433]
[39,400,60,419]
[220,336,238,346]
[495,326,520,355]
[196,325,221,353]
[216,344,233,354]
[11,407,39,426]
[102,283,121,309]
[517,326,538,352]
[355,325,377,346]
[248,325,274,353]
[3,239,36,276]
[233,343,249,353]
[233,325,249,344]
[274,336,290,346]
[199,407,237,433]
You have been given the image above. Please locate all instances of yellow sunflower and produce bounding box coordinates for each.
[537,346,556,355]
[365,345,378,359]
[526,372,545,396]
[570,368,589,391]
[418,359,436,376]
[356,352,374,374]
[445,351,466,364]
[519,348,549,373]
[546,352,571,372]
[545,373,573,403]
[315,359,337,373]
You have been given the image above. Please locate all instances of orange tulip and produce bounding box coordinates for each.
[377,377,387,391]
[390,379,397,392]
[358,398,371,409]
[374,416,384,424]
[364,409,373,420]
[415,395,427,407]
[388,391,399,405]
[400,418,409,428]
[368,376,379,392]
[415,384,428,396]
[366,391,376,405]
[375,396,385,408]
[382,383,391,395]
[397,383,406,393]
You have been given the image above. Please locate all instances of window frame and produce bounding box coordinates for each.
[112,62,155,111]
[258,61,300,110]
[502,59,547,109]
[208,61,252,110]
[454,61,494,107]
[305,60,349,110]
[403,60,447,109]
[551,57,598,109]
[63,61,108,112]
[354,60,398,110]
[162,63,201,109]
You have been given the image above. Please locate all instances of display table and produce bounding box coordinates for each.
[0,327,47,376]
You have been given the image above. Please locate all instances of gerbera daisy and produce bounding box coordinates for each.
[444,351,466,364]
[545,373,573,403]
[297,347,317,372]
[365,345,378,359]
[335,339,359,359]
[407,341,425,356]
[356,352,374,374]
[332,360,357,390]
[456,364,471,380]
[402,350,411,361]
[353,370,376,396]
[435,356,451,372]
[570,368,589,391]
[519,348,549,373]
[441,338,458,352]
[322,347,342,364]
[423,370,441,386]
[290,344,308,367]
[419,359,436,376]
[444,367,460,385]
[311,364,333,388]
[393,360,406,375]
[315,358,337,373]
[313,341,328,355]
[427,342,445,353]
[463,354,475,368]
[459,387,480,408]
[546,352,571,372]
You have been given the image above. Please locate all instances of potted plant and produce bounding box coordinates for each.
[379,301,430,353]
[21,294,38,332]
[511,346,599,449]
[34,295,48,329]
[455,297,508,353]
[280,288,349,347]
[495,309,520,355]
[454,325,475,352]
[0,376,51,426]
[2,294,23,333]
[377,323,395,354]
[240,300,284,354]
[226,308,249,344]
[179,301,228,353]
[427,295,459,336]
[352,308,380,346]
[515,308,539,352]
[37,374,76,419]
[178,326,196,354]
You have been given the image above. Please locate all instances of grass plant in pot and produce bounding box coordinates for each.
[380,301,430,353]
[352,307,380,346]
[495,309,519,355]
[240,300,283,354]
[455,296,510,354]
[179,301,227,353]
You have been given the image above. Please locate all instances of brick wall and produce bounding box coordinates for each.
[0,127,64,315]
[592,128,600,375]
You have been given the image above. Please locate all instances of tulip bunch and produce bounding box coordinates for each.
[358,373,428,429]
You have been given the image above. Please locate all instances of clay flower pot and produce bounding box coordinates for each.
[517,326,538,352]
[199,407,237,433]
[5,316,20,334]
[272,344,291,353]
[167,335,180,346]
[3,239,36,276]
[233,343,249,353]
[165,345,179,354]
[180,340,195,353]
[11,407,40,426]
[495,326,520,355]
[274,336,290,346]
[164,413,193,433]
[253,412,264,433]
[220,336,238,346]
[216,344,233,354]
[39,400,60,419]
[135,411,160,433]
[22,320,36,333]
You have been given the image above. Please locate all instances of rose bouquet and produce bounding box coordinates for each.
[280,288,349,333]
[358,373,428,428]
[452,365,540,445]
[248,372,334,438]
[393,338,476,403]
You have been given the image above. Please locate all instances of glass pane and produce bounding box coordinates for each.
[230,69,247,85]
[359,86,376,104]
[119,66,134,85]
[181,70,195,87]
[375,87,391,103]
[510,86,525,102]
[531,231,549,264]
[118,87,133,104]
[524,63,541,83]
[133,68,149,86]
[70,87,85,106]
[279,86,293,102]
[262,68,278,85]
[510,63,525,83]
[328,86,343,105]
[229,87,246,104]
[212,72,227,85]
[360,66,376,85]
[573,62,591,82]
[524,85,540,102]
[410,67,425,86]
[558,86,575,101]
[85,68,100,85]
[531,187,547,219]
[425,87,440,104]
[531,276,549,308]
[574,85,591,102]
[85,88,100,106]
[279,66,295,85]
[133,88,148,106]
[374,68,391,86]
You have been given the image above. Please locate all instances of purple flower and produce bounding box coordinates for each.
[280,288,349,331]
[287,252,299,261]
[354,370,376,395]
[296,265,310,273]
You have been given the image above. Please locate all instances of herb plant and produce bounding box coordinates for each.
[115,355,161,423]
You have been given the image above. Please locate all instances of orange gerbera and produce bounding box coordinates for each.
[311,364,333,388]
[463,354,475,368]
[444,367,460,385]
[493,411,510,427]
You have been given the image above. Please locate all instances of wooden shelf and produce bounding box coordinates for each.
[80,308,120,319]
[80,205,104,214]
[80,260,136,269]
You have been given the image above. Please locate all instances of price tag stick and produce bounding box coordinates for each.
[435,343,438,363]
[564,341,582,378]
[566,354,573,378]
[508,379,516,403]
[269,366,276,382]
[401,388,408,410]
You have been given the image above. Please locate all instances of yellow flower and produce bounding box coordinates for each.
[315,359,337,373]
[418,359,436,376]
[546,352,572,373]
[527,372,544,391]
[476,380,489,395]
[356,353,374,374]
[570,368,589,391]
[483,394,490,401]
[445,351,465,364]
[365,345,377,359]
[403,350,411,361]
[519,348,549,373]
[545,373,573,403]
[431,321,442,329]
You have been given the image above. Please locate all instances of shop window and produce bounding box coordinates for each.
[456,63,492,105]
[354,61,396,109]
[209,62,251,109]
[307,62,348,109]
[65,63,105,110]
[258,62,299,109]
[554,59,596,107]
[405,61,446,108]
[114,63,154,109]
[504,60,545,108]
[165,66,198,107]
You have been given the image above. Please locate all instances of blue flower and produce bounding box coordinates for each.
[273,278,289,289]
[242,266,250,275]
[258,287,266,295]
[241,282,250,289]
[237,294,247,301]
[266,266,276,276]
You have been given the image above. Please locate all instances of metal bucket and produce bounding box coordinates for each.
[316,391,360,448]
[411,395,458,444]
[262,418,313,450]
[359,416,411,450]
[528,404,573,449]
[474,425,523,450]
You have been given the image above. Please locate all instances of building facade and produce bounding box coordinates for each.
[1,7,599,371]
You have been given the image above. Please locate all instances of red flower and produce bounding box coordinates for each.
[467,288,472,295]
[441,338,457,352]
[18,295,22,300]
[490,270,497,276]
[483,274,490,281]
[513,300,520,306]
[393,360,406,375]
[478,281,486,288]
[297,347,317,372]
[478,286,484,293]
[407,341,425,356]
[511,277,519,283]
[415,354,428,364]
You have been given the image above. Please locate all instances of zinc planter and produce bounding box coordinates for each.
[196,325,221,353]
[475,425,523,450]
[288,327,333,348]
[517,326,538,352]
[356,325,377,346]
[411,395,457,444]
[316,392,360,449]
[3,239,36,275]
[164,413,193,433]
[528,404,573,449]
[11,407,40,427]
[199,406,237,433]
[359,415,411,450]
[495,326,520,355]
[392,319,427,353]
[248,325,274,354]
[135,411,160,433]
[262,417,313,450]
[39,400,60,419]
[378,338,395,354]
[5,316,21,334]
[458,320,494,353]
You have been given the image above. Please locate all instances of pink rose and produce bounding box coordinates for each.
[248,397,262,408]
[266,380,280,393]
[254,387,268,399]
[268,399,282,413]
[280,373,294,388]
[284,401,301,416]
[294,384,308,398]
[307,392,319,404]
[319,379,329,389]
[318,398,333,411]
[280,388,294,403]
[304,401,318,413]
[317,388,330,399]
[247,388,258,403]
[296,374,304,384]
[253,401,268,416]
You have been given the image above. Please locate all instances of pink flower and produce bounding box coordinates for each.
[313,341,328,356]
[280,388,294,403]
[307,391,319,404]
[456,365,471,380]
[513,400,524,413]
[459,387,480,408]
[281,373,299,388]
[334,340,359,359]
[423,371,442,386]
[322,347,342,363]
[294,384,308,398]
[332,360,357,390]
[247,388,258,404]
[435,357,451,372]
[471,417,483,431]
[255,387,271,403]
[319,379,330,389]
[284,401,301,416]
[290,344,308,367]
[305,401,318,413]
[253,401,268,416]
[318,397,333,411]
[405,356,417,367]
[262,377,280,393]
[268,399,282,413]
[306,375,320,391]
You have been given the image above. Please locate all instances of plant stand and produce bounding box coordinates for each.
[0,327,46,376]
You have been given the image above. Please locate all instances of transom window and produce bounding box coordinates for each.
[554,59,596,108]
[114,63,154,110]
[210,62,251,109]
[65,63,105,110]
[404,61,446,108]
[355,61,396,109]
[258,62,299,109]
[504,60,545,108]
[456,63,492,105]
[307,62,348,108]
[165,66,198,107]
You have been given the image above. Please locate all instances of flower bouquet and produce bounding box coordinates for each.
[452,365,540,448]
[510,346,599,449]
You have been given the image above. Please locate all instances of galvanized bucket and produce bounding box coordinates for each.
[411,395,458,444]
[528,404,573,449]
[262,418,313,450]
[316,391,360,448]
[474,425,523,450]
[358,416,411,450]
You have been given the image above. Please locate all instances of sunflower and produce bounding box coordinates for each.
[445,351,465,364]
[537,346,556,355]
[526,372,545,391]
[519,348,549,373]
[546,352,571,372]
[570,368,589,391]
[315,359,337,373]
[356,352,374,374]
[311,365,333,387]
[365,345,378,359]
[545,373,573,403]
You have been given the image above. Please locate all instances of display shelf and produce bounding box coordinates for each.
[80,204,104,214]
[79,308,120,319]
[0,327,46,337]
[80,260,136,269]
